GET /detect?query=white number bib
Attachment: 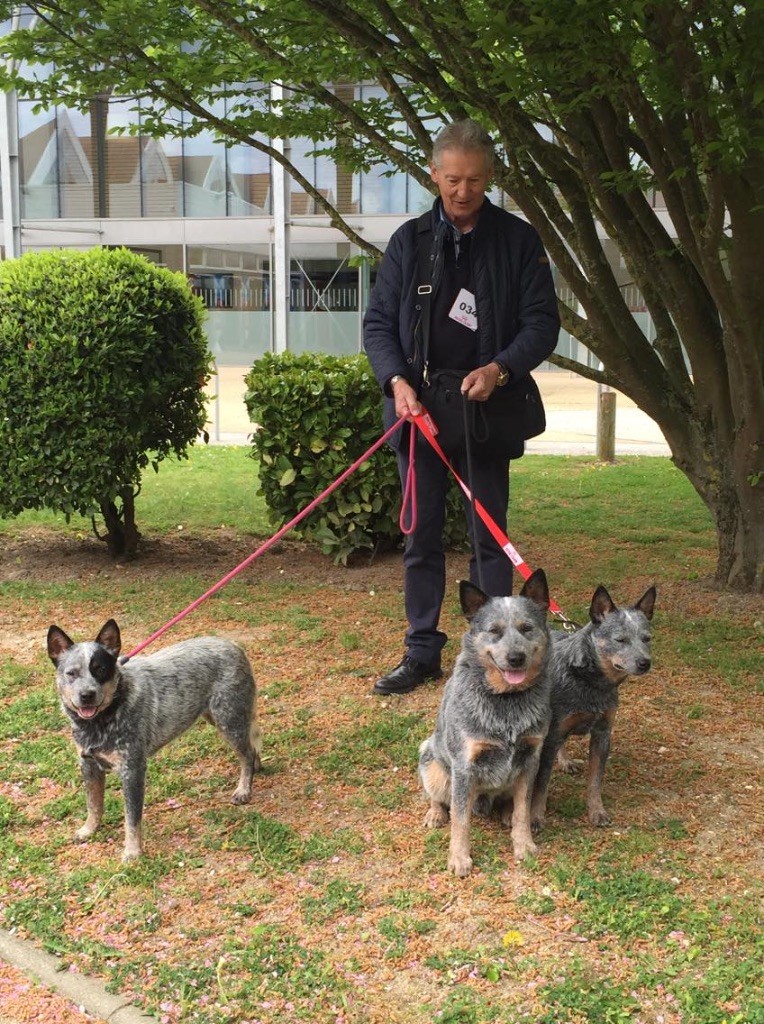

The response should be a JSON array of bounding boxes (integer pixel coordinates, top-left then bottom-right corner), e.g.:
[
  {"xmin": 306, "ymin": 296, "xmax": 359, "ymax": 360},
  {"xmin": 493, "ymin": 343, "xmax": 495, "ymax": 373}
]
[{"xmin": 448, "ymin": 288, "xmax": 478, "ymax": 332}]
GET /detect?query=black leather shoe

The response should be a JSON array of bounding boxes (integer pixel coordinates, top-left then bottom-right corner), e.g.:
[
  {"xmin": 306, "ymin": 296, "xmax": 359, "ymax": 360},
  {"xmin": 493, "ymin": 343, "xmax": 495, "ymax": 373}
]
[{"xmin": 373, "ymin": 656, "xmax": 442, "ymax": 695}]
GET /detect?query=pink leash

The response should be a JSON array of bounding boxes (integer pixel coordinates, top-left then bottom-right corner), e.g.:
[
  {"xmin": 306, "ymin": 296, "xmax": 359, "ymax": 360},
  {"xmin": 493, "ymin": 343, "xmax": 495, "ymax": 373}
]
[
  {"xmin": 125, "ymin": 407, "xmax": 574, "ymax": 660},
  {"xmin": 124, "ymin": 416, "xmax": 407, "ymax": 660}
]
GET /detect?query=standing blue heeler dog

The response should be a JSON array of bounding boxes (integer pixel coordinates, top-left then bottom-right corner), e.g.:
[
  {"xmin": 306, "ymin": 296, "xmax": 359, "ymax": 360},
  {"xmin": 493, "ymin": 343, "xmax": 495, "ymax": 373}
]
[
  {"xmin": 47, "ymin": 620, "xmax": 262, "ymax": 861},
  {"xmin": 531, "ymin": 584, "xmax": 656, "ymax": 832},
  {"xmin": 418, "ymin": 569, "xmax": 553, "ymax": 877}
]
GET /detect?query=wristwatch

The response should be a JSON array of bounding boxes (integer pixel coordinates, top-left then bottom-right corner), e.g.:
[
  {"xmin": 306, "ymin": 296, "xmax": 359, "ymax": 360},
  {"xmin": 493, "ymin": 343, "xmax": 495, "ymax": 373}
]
[{"xmin": 492, "ymin": 361, "xmax": 510, "ymax": 387}]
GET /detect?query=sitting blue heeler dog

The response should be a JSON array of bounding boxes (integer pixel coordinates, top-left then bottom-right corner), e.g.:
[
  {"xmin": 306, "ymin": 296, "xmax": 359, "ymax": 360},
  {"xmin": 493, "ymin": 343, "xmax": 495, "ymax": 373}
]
[
  {"xmin": 531, "ymin": 584, "xmax": 656, "ymax": 832},
  {"xmin": 418, "ymin": 569, "xmax": 553, "ymax": 877},
  {"xmin": 47, "ymin": 620, "xmax": 262, "ymax": 861}
]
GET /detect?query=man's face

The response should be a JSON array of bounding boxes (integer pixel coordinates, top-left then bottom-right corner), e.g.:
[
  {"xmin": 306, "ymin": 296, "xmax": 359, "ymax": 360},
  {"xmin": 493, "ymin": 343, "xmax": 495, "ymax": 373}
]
[{"xmin": 430, "ymin": 148, "xmax": 491, "ymax": 232}]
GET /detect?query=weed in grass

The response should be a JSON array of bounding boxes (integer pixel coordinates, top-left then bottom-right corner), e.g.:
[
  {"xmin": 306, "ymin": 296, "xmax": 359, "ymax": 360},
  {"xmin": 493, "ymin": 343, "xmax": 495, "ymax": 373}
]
[
  {"xmin": 315, "ymin": 710, "xmax": 425, "ymax": 780},
  {"xmin": 434, "ymin": 986, "xmax": 497, "ymax": 1024},
  {"xmin": 40, "ymin": 792, "xmax": 82, "ymax": 822},
  {"xmin": 300, "ymin": 878, "xmax": 365, "ymax": 924},
  {"xmin": 516, "ymin": 888, "xmax": 557, "ymax": 915},
  {"xmin": 554, "ymin": 857, "xmax": 686, "ymax": 940},
  {"xmin": 338, "ymin": 630, "xmax": 362, "ymax": 650},
  {"xmin": 0, "ymin": 658, "xmax": 31, "ymax": 698},
  {"xmin": 352, "ymin": 778, "xmax": 411, "ymax": 811},
  {"xmin": 669, "ymin": 615, "xmax": 763, "ymax": 689},
  {"xmin": 537, "ymin": 957, "xmax": 641, "ymax": 1023},
  {"xmin": 220, "ymin": 925, "xmax": 351, "ymax": 1018},
  {"xmin": 5, "ymin": 893, "xmax": 67, "ymax": 949},
  {"xmin": 654, "ymin": 816, "xmax": 689, "ymax": 840},
  {"xmin": 303, "ymin": 827, "xmax": 366, "ymax": 861},
  {"xmin": 377, "ymin": 913, "xmax": 436, "ymax": 959},
  {"xmin": 0, "ymin": 689, "xmax": 59, "ymax": 740},
  {"xmin": 206, "ymin": 809, "xmax": 305, "ymax": 869}
]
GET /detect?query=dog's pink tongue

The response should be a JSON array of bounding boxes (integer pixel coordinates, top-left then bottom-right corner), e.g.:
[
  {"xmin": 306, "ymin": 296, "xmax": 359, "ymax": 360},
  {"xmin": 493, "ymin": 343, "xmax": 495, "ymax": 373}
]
[
  {"xmin": 77, "ymin": 706, "xmax": 98, "ymax": 719},
  {"xmin": 502, "ymin": 669, "xmax": 527, "ymax": 687}
]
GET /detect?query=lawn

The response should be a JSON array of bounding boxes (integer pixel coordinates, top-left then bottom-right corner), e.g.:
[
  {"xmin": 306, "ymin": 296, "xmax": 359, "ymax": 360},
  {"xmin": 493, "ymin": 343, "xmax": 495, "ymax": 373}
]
[{"xmin": 0, "ymin": 446, "xmax": 761, "ymax": 1024}]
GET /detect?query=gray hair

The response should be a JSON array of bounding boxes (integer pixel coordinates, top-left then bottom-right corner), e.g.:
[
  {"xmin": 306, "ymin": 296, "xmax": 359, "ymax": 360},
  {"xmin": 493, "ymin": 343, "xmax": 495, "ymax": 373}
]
[{"xmin": 431, "ymin": 119, "xmax": 495, "ymax": 170}]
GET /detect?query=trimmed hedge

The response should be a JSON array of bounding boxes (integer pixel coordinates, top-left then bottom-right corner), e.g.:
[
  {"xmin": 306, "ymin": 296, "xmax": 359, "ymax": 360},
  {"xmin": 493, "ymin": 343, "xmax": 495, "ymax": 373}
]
[
  {"xmin": 0, "ymin": 247, "xmax": 211, "ymax": 557},
  {"xmin": 244, "ymin": 352, "xmax": 467, "ymax": 564}
]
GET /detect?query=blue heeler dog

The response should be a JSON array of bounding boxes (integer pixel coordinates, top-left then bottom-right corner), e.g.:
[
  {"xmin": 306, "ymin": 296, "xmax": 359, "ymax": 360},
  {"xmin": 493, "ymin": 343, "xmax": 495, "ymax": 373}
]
[
  {"xmin": 531, "ymin": 584, "xmax": 656, "ymax": 831},
  {"xmin": 47, "ymin": 620, "xmax": 262, "ymax": 861},
  {"xmin": 418, "ymin": 570, "xmax": 553, "ymax": 877}
]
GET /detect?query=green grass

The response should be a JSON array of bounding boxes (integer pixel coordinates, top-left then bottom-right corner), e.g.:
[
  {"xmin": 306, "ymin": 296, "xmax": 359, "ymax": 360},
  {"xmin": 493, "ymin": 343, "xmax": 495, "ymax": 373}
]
[
  {"xmin": 0, "ymin": 447, "xmax": 761, "ymax": 1024},
  {"xmin": 0, "ymin": 444, "xmax": 271, "ymax": 538}
]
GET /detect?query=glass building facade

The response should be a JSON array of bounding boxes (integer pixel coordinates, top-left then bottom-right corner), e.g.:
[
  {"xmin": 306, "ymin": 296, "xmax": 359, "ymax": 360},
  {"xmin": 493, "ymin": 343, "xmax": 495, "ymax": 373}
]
[{"xmin": 0, "ymin": 83, "xmax": 657, "ymax": 436}]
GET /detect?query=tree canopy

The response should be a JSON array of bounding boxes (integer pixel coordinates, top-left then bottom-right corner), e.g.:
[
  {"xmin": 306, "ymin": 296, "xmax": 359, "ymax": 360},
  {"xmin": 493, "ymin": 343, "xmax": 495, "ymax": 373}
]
[{"xmin": 0, "ymin": 0, "xmax": 762, "ymax": 590}]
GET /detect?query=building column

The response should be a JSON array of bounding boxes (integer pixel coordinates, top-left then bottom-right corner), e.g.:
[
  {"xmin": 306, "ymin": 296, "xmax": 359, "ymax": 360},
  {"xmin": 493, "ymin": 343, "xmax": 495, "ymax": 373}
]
[
  {"xmin": 271, "ymin": 82, "xmax": 290, "ymax": 353},
  {"xmin": 0, "ymin": 87, "xmax": 21, "ymax": 258}
]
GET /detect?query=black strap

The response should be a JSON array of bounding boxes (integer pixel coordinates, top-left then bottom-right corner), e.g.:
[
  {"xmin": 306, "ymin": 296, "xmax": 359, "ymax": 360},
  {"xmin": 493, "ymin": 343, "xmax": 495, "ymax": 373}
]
[{"xmin": 416, "ymin": 213, "xmax": 433, "ymax": 378}]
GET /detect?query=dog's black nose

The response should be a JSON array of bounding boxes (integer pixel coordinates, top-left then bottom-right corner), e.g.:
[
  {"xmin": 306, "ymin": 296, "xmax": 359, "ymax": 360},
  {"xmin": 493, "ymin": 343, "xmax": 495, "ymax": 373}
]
[
  {"xmin": 636, "ymin": 658, "xmax": 651, "ymax": 673},
  {"xmin": 79, "ymin": 690, "xmax": 98, "ymax": 706},
  {"xmin": 508, "ymin": 654, "xmax": 526, "ymax": 669}
]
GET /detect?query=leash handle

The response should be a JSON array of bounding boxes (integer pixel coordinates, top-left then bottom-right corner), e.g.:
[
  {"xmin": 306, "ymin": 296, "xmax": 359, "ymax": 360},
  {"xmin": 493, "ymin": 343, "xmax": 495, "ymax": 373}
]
[
  {"xmin": 399, "ymin": 423, "xmax": 418, "ymax": 535},
  {"xmin": 462, "ymin": 391, "xmax": 485, "ymax": 592}
]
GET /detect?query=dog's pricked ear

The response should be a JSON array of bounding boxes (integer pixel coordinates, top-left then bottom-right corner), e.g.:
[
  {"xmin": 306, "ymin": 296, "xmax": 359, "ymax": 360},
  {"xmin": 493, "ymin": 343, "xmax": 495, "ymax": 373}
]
[
  {"xmin": 590, "ymin": 586, "xmax": 616, "ymax": 623},
  {"xmin": 460, "ymin": 580, "xmax": 490, "ymax": 620},
  {"xmin": 95, "ymin": 619, "xmax": 122, "ymax": 656},
  {"xmin": 520, "ymin": 568, "xmax": 549, "ymax": 611},
  {"xmin": 47, "ymin": 625, "xmax": 74, "ymax": 664},
  {"xmin": 634, "ymin": 585, "xmax": 656, "ymax": 621}
]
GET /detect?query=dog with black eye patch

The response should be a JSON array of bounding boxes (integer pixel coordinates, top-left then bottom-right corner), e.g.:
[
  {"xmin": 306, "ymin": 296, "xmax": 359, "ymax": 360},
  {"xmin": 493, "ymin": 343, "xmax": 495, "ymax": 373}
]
[
  {"xmin": 418, "ymin": 569, "xmax": 553, "ymax": 877},
  {"xmin": 47, "ymin": 619, "xmax": 261, "ymax": 861}
]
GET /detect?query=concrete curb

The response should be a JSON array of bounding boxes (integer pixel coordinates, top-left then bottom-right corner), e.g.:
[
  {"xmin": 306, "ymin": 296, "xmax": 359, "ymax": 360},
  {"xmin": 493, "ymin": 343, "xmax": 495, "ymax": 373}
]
[{"xmin": 0, "ymin": 929, "xmax": 159, "ymax": 1024}]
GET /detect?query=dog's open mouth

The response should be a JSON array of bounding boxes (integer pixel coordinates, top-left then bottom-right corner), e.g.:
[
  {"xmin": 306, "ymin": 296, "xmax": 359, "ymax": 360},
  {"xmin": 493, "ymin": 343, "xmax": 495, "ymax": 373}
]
[
  {"xmin": 76, "ymin": 705, "xmax": 100, "ymax": 719},
  {"xmin": 500, "ymin": 668, "xmax": 528, "ymax": 687}
]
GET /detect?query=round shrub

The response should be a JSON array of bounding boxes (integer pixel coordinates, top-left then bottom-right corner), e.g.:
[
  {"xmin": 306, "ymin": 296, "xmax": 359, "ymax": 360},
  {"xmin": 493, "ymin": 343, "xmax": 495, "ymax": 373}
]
[
  {"xmin": 0, "ymin": 247, "xmax": 211, "ymax": 556},
  {"xmin": 244, "ymin": 351, "xmax": 467, "ymax": 564}
]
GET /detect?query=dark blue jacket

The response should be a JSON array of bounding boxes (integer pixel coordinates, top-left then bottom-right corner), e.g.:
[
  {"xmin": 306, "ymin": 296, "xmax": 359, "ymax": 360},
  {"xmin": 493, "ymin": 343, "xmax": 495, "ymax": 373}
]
[{"xmin": 363, "ymin": 197, "xmax": 560, "ymax": 448}]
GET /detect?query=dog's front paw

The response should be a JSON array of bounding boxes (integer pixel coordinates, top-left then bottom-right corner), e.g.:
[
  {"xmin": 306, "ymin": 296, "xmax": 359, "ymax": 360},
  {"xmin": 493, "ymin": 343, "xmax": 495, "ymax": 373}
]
[
  {"xmin": 512, "ymin": 835, "xmax": 538, "ymax": 862},
  {"xmin": 121, "ymin": 845, "xmax": 143, "ymax": 863},
  {"xmin": 530, "ymin": 814, "xmax": 545, "ymax": 835},
  {"xmin": 230, "ymin": 787, "xmax": 252, "ymax": 805},
  {"xmin": 424, "ymin": 805, "xmax": 449, "ymax": 828},
  {"xmin": 448, "ymin": 851, "xmax": 474, "ymax": 877},
  {"xmin": 74, "ymin": 824, "xmax": 97, "ymax": 843},
  {"xmin": 588, "ymin": 806, "xmax": 611, "ymax": 827}
]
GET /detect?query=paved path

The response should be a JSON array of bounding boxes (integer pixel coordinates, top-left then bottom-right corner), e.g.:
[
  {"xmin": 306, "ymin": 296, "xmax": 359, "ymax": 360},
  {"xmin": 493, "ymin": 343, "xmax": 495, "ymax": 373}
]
[
  {"xmin": 206, "ymin": 367, "xmax": 672, "ymax": 455},
  {"xmin": 0, "ymin": 929, "xmax": 156, "ymax": 1024}
]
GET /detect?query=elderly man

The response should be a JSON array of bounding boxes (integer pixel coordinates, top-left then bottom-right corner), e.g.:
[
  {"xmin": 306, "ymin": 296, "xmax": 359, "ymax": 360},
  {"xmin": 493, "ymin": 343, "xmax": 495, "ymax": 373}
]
[{"xmin": 364, "ymin": 119, "xmax": 560, "ymax": 695}]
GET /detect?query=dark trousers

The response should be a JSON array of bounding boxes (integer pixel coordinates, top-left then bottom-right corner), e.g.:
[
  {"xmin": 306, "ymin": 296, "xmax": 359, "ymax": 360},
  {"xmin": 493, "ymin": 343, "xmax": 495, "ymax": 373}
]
[{"xmin": 396, "ymin": 427, "xmax": 512, "ymax": 665}]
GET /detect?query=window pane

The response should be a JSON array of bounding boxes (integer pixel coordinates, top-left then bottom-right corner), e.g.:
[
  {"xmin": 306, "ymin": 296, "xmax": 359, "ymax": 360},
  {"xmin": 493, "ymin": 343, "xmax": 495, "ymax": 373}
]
[
  {"xmin": 18, "ymin": 100, "xmax": 58, "ymax": 217},
  {"xmin": 141, "ymin": 105, "xmax": 184, "ymax": 217},
  {"xmin": 289, "ymin": 244, "xmax": 360, "ymax": 355}
]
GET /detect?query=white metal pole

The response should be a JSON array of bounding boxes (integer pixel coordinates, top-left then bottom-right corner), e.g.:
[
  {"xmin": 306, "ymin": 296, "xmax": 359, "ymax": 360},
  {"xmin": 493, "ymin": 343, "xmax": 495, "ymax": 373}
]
[{"xmin": 270, "ymin": 82, "xmax": 290, "ymax": 353}]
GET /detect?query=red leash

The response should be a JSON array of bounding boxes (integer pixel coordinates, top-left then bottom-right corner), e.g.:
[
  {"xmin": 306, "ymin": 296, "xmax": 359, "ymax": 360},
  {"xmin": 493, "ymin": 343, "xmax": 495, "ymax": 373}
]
[
  {"xmin": 403, "ymin": 408, "xmax": 575, "ymax": 628},
  {"xmin": 125, "ymin": 408, "xmax": 573, "ymax": 660},
  {"xmin": 124, "ymin": 417, "xmax": 407, "ymax": 660}
]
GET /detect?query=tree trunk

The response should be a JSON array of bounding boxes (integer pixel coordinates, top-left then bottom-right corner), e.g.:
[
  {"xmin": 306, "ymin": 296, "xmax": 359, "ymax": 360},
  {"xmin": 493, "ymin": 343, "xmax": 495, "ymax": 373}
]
[
  {"xmin": 666, "ymin": 427, "xmax": 763, "ymax": 593},
  {"xmin": 99, "ymin": 490, "xmax": 141, "ymax": 560}
]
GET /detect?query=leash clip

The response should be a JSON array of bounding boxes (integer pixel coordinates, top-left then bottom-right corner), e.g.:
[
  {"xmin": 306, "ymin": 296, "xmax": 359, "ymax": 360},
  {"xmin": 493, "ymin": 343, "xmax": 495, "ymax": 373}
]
[{"xmin": 557, "ymin": 614, "xmax": 581, "ymax": 633}]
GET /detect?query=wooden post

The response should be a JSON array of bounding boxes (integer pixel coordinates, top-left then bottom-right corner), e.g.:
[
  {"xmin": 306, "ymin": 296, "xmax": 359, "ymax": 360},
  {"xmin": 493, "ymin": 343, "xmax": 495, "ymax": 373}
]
[{"xmin": 597, "ymin": 385, "xmax": 616, "ymax": 462}]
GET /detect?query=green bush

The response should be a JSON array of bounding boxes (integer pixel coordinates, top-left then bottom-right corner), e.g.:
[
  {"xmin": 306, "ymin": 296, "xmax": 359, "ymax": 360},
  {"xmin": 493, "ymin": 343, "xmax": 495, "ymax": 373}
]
[
  {"xmin": 0, "ymin": 247, "xmax": 211, "ymax": 557},
  {"xmin": 244, "ymin": 352, "xmax": 467, "ymax": 563}
]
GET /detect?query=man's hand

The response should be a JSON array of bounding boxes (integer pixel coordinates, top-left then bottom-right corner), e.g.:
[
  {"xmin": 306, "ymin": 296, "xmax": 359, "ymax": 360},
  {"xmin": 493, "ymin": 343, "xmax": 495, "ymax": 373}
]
[
  {"xmin": 460, "ymin": 362, "xmax": 502, "ymax": 401},
  {"xmin": 392, "ymin": 377, "xmax": 421, "ymax": 419}
]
